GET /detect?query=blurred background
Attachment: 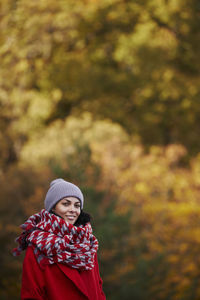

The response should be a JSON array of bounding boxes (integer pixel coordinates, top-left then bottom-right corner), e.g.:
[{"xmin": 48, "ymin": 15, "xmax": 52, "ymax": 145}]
[{"xmin": 0, "ymin": 0, "xmax": 200, "ymax": 299}]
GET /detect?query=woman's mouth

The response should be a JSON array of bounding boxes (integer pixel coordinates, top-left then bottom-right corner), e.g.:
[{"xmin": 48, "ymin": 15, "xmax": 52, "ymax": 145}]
[{"xmin": 66, "ymin": 215, "xmax": 76, "ymax": 221}]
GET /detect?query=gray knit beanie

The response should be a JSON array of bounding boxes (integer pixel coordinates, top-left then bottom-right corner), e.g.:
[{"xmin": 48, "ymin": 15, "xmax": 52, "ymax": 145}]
[{"xmin": 44, "ymin": 178, "xmax": 84, "ymax": 211}]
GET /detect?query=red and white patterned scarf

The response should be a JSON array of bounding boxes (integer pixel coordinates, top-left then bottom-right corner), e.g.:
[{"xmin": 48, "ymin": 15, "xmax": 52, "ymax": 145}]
[{"xmin": 13, "ymin": 209, "xmax": 99, "ymax": 271}]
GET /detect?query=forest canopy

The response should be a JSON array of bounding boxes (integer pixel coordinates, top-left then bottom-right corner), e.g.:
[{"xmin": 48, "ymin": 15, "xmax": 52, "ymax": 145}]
[{"xmin": 0, "ymin": 0, "xmax": 200, "ymax": 299}]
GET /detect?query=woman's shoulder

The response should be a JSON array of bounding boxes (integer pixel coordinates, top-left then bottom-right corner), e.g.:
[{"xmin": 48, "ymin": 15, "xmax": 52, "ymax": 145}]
[
  {"xmin": 24, "ymin": 245, "xmax": 35, "ymax": 257},
  {"xmin": 23, "ymin": 245, "xmax": 42, "ymax": 269}
]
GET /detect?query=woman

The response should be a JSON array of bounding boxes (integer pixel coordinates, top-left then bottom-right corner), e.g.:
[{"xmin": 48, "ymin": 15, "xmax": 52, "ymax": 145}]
[{"xmin": 13, "ymin": 178, "xmax": 106, "ymax": 300}]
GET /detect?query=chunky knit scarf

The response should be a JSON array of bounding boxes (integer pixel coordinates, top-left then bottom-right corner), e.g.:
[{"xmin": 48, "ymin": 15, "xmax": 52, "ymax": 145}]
[{"xmin": 13, "ymin": 209, "xmax": 99, "ymax": 271}]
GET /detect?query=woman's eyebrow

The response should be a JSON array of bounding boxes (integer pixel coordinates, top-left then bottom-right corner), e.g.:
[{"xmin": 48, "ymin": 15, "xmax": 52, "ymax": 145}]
[{"xmin": 62, "ymin": 199, "xmax": 80, "ymax": 204}]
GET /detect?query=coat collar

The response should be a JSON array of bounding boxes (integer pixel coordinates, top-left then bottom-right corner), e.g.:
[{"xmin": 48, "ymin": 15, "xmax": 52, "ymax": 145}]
[{"xmin": 57, "ymin": 263, "xmax": 90, "ymax": 299}]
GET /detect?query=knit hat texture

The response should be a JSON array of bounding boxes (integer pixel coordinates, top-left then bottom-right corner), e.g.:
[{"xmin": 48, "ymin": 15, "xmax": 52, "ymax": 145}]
[{"xmin": 44, "ymin": 179, "xmax": 84, "ymax": 211}]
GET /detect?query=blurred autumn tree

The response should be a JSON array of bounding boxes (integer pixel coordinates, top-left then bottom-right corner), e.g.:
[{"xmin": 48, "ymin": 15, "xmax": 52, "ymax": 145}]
[
  {"xmin": 1, "ymin": 0, "xmax": 200, "ymax": 299},
  {"xmin": 1, "ymin": 0, "xmax": 200, "ymax": 157}
]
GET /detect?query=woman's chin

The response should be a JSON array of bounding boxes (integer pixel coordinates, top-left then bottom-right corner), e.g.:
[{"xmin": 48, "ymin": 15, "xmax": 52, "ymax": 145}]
[{"xmin": 65, "ymin": 217, "xmax": 76, "ymax": 224}]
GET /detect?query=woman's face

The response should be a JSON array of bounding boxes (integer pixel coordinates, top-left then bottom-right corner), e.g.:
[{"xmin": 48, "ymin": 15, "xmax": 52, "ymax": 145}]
[{"xmin": 53, "ymin": 197, "xmax": 81, "ymax": 224}]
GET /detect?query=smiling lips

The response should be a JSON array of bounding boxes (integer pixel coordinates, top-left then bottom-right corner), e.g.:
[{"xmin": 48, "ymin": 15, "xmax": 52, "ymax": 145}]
[{"xmin": 66, "ymin": 215, "xmax": 76, "ymax": 220}]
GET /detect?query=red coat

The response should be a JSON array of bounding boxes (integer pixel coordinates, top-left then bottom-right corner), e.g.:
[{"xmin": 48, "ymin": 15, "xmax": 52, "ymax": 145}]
[{"xmin": 21, "ymin": 246, "xmax": 106, "ymax": 300}]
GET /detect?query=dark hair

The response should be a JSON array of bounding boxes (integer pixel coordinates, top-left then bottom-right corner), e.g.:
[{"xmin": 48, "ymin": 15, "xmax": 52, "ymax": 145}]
[
  {"xmin": 74, "ymin": 210, "xmax": 92, "ymax": 226},
  {"xmin": 50, "ymin": 209, "xmax": 91, "ymax": 227}
]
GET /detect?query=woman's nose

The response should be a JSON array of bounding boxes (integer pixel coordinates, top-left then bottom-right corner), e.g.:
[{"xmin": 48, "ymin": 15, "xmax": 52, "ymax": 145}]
[{"xmin": 69, "ymin": 205, "xmax": 75, "ymax": 211}]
